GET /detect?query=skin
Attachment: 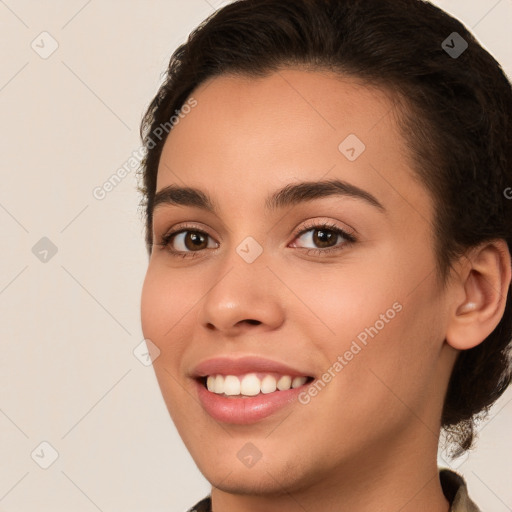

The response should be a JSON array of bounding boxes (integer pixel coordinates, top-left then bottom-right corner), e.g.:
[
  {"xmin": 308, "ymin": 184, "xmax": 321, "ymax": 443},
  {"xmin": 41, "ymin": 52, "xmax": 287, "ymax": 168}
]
[{"xmin": 140, "ymin": 68, "xmax": 511, "ymax": 512}]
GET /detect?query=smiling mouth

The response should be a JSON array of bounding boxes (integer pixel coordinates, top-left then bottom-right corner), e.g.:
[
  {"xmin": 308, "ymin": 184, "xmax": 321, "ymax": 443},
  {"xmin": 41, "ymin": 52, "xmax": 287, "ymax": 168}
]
[{"xmin": 198, "ymin": 373, "xmax": 315, "ymax": 398}]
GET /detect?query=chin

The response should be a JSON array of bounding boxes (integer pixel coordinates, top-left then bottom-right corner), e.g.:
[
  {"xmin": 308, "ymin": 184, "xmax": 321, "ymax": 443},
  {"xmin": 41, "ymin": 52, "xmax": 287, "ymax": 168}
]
[
  {"xmin": 190, "ymin": 444, "xmax": 317, "ymax": 497},
  {"xmin": 201, "ymin": 462, "xmax": 307, "ymax": 497}
]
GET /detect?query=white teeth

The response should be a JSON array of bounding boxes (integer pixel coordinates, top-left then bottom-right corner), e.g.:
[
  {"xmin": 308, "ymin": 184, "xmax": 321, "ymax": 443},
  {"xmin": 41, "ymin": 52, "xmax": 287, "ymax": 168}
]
[
  {"xmin": 277, "ymin": 375, "xmax": 292, "ymax": 391},
  {"xmin": 206, "ymin": 375, "xmax": 216, "ymax": 392},
  {"xmin": 292, "ymin": 376, "xmax": 307, "ymax": 388},
  {"xmin": 240, "ymin": 374, "xmax": 261, "ymax": 396},
  {"xmin": 214, "ymin": 375, "xmax": 224, "ymax": 394},
  {"xmin": 261, "ymin": 375, "xmax": 277, "ymax": 394},
  {"xmin": 204, "ymin": 373, "xmax": 309, "ymax": 396},
  {"xmin": 223, "ymin": 375, "xmax": 241, "ymax": 396}
]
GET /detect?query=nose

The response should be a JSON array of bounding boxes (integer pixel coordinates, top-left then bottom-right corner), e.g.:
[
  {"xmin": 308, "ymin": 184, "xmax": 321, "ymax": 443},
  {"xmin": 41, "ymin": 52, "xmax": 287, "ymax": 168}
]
[{"xmin": 199, "ymin": 255, "xmax": 285, "ymax": 337}]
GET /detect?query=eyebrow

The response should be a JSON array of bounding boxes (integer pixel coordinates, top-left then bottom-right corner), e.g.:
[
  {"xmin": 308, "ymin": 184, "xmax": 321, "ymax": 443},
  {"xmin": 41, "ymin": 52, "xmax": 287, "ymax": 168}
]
[{"xmin": 152, "ymin": 178, "xmax": 385, "ymax": 215}]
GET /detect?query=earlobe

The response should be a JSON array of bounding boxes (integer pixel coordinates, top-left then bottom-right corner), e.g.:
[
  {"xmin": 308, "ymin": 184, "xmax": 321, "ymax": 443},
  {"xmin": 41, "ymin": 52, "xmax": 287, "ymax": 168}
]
[{"xmin": 445, "ymin": 239, "xmax": 511, "ymax": 351}]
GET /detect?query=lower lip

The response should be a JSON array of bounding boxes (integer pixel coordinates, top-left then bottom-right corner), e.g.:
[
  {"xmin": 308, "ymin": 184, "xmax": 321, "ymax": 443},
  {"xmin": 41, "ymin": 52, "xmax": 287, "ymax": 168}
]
[{"xmin": 194, "ymin": 379, "xmax": 309, "ymax": 424}]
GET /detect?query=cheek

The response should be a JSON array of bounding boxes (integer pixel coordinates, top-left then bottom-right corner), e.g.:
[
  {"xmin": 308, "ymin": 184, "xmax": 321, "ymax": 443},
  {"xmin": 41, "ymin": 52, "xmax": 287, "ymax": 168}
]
[
  {"xmin": 295, "ymin": 259, "xmax": 401, "ymax": 349},
  {"xmin": 140, "ymin": 264, "xmax": 199, "ymax": 346},
  {"xmin": 140, "ymin": 266, "xmax": 198, "ymax": 419},
  {"xmin": 324, "ymin": 283, "xmax": 445, "ymax": 426},
  {"xmin": 140, "ymin": 267, "xmax": 167, "ymax": 343},
  {"xmin": 299, "ymin": 249, "xmax": 441, "ymax": 403}
]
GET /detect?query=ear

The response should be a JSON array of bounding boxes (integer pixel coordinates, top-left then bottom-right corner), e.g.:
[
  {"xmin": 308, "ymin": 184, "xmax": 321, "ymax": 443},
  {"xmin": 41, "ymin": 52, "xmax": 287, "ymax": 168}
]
[{"xmin": 445, "ymin": 239, "xmax": 511, "ymax": 350}]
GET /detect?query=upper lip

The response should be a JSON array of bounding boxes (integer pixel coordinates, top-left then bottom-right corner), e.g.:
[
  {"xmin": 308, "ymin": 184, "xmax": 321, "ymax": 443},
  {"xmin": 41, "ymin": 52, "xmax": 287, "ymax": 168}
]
[{"xmin": 191, "ymin": 356, "xmax": 314, "ymax": 378}]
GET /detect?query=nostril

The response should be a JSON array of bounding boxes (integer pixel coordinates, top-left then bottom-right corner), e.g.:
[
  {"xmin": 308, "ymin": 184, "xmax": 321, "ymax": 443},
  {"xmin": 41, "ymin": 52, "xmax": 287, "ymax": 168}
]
[{"xmin": 244, "ymin": 319, "xmax": 260, "ymax": 325}]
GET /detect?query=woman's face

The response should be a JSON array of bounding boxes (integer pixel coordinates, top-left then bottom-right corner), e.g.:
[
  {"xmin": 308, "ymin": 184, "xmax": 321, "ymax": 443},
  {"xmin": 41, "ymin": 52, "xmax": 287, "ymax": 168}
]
[{"xmin": 140, "ymin": 69, "xmax": 457, "ymax": 494}]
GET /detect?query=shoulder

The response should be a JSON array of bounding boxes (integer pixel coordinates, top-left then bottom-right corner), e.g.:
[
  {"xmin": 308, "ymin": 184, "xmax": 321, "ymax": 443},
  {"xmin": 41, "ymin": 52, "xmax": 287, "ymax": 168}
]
[
  {"xmin": 186, "ymin": 495, "xmax": 211, "ymax": 512},
  {"xmin": 439, "ymin": 468, "xmax": 482, "ymax": 512}
]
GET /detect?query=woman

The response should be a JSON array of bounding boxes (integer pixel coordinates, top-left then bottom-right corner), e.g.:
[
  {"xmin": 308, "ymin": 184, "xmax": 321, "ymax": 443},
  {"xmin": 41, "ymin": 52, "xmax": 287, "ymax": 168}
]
[{"xmin": 138, "ymin": 0, "xmax": 512, "ymax": 510}]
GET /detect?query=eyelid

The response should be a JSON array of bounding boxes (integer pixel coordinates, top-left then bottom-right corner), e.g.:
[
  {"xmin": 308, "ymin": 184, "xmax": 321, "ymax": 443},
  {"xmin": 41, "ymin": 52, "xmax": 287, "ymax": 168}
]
[
  {"xmin": 157, "ymin": 221, "xmax": 220, "ymax": 243},
  {"xmin": 160, "ymin": 218, "xmax": 355, "ymax": 240},
  {"xmin": 291, "ymin": 217, "xmax": 357, "ymax": 241}
]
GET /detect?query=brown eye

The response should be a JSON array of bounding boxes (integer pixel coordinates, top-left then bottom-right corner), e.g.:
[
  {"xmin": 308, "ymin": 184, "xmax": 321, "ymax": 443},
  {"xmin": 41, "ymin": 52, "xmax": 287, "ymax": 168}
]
[
  {"xmin": 292, "ymin": 223, "xmax": 355, "ymax": 253},
  {"xmin": 181, "ymin": 231, "xmax": 209, "ymax": 251},
  {"xmin": 311, "ymin": 228, "xmax": 338, "ymax": 248},
  {"xmin": 168, "ymin": 230, "xmax": 214, "ymax": 251}
]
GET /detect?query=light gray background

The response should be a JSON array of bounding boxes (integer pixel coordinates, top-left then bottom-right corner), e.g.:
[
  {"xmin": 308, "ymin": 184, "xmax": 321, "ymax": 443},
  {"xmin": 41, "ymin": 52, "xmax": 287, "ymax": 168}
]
[{"xmin": 1, "ymin": 1, "xmax": 511, "ymax": 511}]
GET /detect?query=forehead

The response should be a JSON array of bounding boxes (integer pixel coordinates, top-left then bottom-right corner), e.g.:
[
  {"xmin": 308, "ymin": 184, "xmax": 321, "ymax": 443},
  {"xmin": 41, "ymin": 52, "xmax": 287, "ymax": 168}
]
[{"xmin": 156, "ymin": 68, "xmax": 432, "ymax": 224}]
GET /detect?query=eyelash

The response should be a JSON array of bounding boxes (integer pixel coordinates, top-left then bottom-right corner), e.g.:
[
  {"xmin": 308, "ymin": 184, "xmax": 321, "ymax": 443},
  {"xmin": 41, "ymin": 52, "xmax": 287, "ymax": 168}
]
[{"xmin": 156, "ymin": 220, "xmax": 356, "ymax": 259}]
